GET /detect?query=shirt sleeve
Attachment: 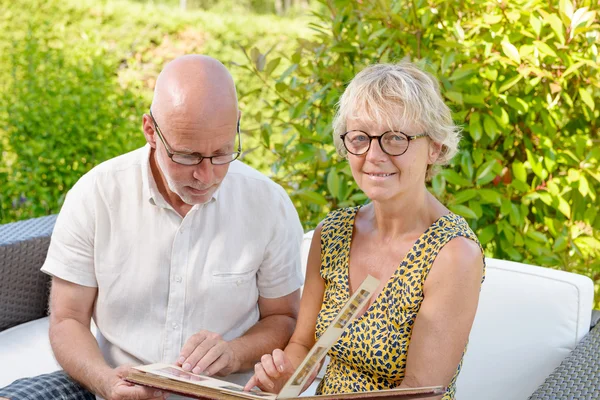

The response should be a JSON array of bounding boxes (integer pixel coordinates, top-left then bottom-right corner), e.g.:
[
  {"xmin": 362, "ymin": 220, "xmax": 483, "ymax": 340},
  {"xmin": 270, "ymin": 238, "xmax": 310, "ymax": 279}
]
[
  {"xmin": 256, "ymin": 185, "xmax": 304, "ymax": 298},
  {"xmin": 41, "ymin": 170, "xmax": 98, "ymax": 287}
]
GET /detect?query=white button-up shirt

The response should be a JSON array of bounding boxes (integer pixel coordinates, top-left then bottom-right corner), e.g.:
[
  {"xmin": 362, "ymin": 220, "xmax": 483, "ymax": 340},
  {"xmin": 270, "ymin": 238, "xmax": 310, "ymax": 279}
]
[{"xmin": 41, "ymin": 145, "xmax": 304, "ymax": 386}]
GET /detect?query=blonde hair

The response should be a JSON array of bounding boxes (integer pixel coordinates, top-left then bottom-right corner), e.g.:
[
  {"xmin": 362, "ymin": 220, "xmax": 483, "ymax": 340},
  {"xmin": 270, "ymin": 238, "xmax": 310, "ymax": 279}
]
[{"xmin": 332, "ymin": 61, "xmax": 460, "ymax": 179}]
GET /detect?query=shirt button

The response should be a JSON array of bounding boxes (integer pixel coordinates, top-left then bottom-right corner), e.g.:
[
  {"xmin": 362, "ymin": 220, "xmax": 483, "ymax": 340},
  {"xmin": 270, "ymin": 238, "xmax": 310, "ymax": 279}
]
[
  {"xmin": 236, "ymin": 279, "xmax": 243, "ymax": 286},
  {"xmin": 175, "ymin": 275, "xmax": 182, "ymax": 283},
  {"xmin": 172, "ymin": 323, "xmax": 179, "ymax": 329}
]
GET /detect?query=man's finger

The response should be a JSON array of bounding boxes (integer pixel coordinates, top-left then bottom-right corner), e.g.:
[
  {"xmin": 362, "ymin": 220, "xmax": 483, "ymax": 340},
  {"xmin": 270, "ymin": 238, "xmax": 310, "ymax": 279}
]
[
  {"xmin": 178, "ymin": 331, "xmax": 208, "ymax": 366},
  {"xmin": 182, "ymin": 337, "xmax": 219, "ymax": 371},
  {"xmin": 184, "ymin": 338, "xmax": 219, "ymax": 373},
  {"xmin": 203, "ymin": 352, "xmax": 230, "ymax": 376},
  {"xmin": 116, "ymin": 383, "xmax": 163, "ymax": 400}
]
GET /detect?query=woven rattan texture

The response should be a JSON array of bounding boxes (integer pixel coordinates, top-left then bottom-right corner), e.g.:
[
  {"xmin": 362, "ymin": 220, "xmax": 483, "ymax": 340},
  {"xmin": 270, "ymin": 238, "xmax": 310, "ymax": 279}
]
[
  {"xmin": 528, "ymin": 323, "xmax": 600, "ymax": 399},
  {"xmin": 0, "ymin": 215, "xmax": 56, "ymax": 245},
  {"xmin": 0, "ymin": 215, "xmax": 57, "ymax": 331}
]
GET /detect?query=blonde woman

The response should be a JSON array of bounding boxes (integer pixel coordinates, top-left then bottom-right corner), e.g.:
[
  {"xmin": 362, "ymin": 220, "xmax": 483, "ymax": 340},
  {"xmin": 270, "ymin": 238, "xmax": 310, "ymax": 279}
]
[{"xmin": 244, "ymin": 62, "xmax": 485, "ymax": 400}]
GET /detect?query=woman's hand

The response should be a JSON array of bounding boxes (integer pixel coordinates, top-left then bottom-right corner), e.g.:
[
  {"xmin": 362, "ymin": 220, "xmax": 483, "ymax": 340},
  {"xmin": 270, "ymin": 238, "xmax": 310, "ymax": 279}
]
[{"xmin": 243, "ymin": 349, "xmax": 296, "ymax": 393}]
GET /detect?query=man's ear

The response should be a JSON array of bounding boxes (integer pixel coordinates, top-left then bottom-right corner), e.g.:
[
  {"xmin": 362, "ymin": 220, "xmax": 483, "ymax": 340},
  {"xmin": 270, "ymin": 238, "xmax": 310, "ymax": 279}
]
[
  {"xmin": 428, "ymin": 141, "xmax": 443, "ymax": 164},
  {"xmin": 142, "ymin": 114, "xmax": 157, "ymax": 148}
]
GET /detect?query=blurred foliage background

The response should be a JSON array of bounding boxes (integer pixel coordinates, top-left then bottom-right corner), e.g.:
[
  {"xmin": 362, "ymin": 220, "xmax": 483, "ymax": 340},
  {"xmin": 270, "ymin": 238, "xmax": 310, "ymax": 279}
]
[{"xmin": 0, "ymin": 0, "xmax": 598, "ymax": 306}]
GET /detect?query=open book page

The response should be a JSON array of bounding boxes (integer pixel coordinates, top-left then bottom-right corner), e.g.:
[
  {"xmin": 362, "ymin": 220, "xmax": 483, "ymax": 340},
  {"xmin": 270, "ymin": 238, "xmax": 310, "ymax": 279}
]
[{"xmin": 130, "ymin": 363, "xmax": 276, "ymax": 400}]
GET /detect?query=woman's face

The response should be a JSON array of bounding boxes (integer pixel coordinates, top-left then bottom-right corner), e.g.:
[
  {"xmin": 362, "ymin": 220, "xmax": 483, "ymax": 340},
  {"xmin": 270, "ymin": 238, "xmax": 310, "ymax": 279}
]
[{"xmin": 345, "ymin": 117, "xmax": 440, "ymax": 203}]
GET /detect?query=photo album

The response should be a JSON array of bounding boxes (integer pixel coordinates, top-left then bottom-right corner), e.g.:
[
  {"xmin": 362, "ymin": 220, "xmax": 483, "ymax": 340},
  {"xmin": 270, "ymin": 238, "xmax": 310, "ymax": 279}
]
[{"xmin": 125, "ymin": 275, "xmax": 445, "ymax": 399}]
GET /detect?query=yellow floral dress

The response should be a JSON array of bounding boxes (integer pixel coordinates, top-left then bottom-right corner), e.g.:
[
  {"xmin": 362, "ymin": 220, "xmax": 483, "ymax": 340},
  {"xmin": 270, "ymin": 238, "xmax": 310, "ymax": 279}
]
[{"xmin": 315, "ymin": 207, "xmax": 485, "ymax": 399}]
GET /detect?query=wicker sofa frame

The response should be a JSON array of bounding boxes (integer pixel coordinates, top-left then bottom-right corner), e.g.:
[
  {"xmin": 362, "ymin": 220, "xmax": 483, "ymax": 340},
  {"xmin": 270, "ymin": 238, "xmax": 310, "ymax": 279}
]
[{"xmin": 1, "ymin": 215, "xmax": 599, "ymax": 398}]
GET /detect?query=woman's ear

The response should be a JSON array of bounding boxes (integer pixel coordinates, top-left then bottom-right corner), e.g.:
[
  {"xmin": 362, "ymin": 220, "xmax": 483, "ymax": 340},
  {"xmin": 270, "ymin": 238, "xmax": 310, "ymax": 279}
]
[{"xmin": 428, "ymin": 141, "xmax": 443, "ymax": 164}]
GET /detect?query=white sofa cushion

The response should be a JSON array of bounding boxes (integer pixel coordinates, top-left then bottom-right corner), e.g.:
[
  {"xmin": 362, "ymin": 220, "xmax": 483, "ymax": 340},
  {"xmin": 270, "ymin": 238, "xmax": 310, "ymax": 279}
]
[
  {"xmin": 456, "ymin": 258, "xmax": 594, "ymax": 400},
  {"xmin": 0, "ymin": 317, "xmax": 60, "ymax": 387},
  {"xmin": 0, "ymin": 317, "xmax": 99, "ymax": 388}
]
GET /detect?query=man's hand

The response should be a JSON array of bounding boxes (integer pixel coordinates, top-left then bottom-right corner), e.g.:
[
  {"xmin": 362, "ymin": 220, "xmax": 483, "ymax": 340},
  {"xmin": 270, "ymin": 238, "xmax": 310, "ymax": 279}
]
[
  {"xmin": 177, "ymin": 330, "xmax": 240, "ymax": 376},
  {"xmin": 100, "ymin": 366, "xmax": 168, "ymax": 400}
]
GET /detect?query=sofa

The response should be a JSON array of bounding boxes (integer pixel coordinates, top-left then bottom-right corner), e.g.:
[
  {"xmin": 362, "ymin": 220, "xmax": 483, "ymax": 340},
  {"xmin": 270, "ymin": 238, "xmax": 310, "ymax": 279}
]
[{"xmin": 1, "ymin": 215, "xmax": 599, "ymax": 399}]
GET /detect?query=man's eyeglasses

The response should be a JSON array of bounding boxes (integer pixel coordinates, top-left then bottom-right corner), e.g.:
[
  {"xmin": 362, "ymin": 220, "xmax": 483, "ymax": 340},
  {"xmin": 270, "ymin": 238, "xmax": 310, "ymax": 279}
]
[
  {"xmin": 340, "ymin": 130, "xmax": 427, "ymax": 156},
  {"xmin": 149, "ymin": 110, "xmax": 241, "ymax": 166}
]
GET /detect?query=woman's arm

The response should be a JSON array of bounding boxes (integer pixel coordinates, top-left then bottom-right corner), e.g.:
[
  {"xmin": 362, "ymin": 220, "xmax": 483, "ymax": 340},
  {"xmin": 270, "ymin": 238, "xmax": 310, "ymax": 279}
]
[{"xmin": 399, "ymin": 236, "xmax": 484, "ymax": 398}]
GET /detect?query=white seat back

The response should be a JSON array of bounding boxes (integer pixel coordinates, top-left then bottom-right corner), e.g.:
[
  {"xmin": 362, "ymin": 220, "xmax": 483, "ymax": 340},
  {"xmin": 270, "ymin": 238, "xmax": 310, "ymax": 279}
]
[{"xmin": 456, "ymin": 258, "xmax": 593, "ymax": 400}]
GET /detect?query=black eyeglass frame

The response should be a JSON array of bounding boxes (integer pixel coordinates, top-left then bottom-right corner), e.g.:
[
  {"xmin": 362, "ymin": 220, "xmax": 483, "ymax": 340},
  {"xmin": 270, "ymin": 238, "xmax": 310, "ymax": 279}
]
[
  {"xmin": 149, "ymin": 110, "xmax": 242, "ymax": 166},
  {"xmin": 340, "ymin": 130, "xmax": 428, "ymax": 156}
]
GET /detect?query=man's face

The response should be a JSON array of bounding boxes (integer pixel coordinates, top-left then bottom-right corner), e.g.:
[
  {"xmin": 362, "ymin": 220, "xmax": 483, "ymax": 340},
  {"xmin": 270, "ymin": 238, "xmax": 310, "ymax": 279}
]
[{"xmin": 148, "ymin": 111, "xmax": 239, "ymax": 205}]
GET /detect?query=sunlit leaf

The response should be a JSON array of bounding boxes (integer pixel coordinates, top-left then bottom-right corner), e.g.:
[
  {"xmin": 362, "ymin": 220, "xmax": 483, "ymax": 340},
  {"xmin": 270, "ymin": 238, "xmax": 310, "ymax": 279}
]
[
  {"xmin": 483, "ymin": 115, "xmax": 498, "ymax": 140},
  {"xmin": 498, "ymin": 74, "xmax": 523, "ymax": 93},
  {"xmin": 469, "ymin": 112, "xmax": 482, "ymax": 141},
  {"xmin": 502, "ymin": 40, "xmax": 521, "ymax": 64},
  {"xmin": 579, "ymin": 87, "xmax": 595, "ymax": 111},
  {"xmin": 449, "ymin": 204, "xmax": 477, "ymax": 219}
]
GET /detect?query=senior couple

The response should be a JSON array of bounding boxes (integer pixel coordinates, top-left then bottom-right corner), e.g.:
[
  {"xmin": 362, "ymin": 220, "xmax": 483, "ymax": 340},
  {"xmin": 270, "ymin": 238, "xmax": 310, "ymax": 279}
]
[{"xmin": 0, "ymin": 55, "xmax": 484, "ymax": 400}]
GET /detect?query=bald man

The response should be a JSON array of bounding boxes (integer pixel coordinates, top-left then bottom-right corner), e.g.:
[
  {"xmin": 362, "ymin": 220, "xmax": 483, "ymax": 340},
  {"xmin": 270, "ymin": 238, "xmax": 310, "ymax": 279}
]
[{"xmin": 0, "ymin": 55, "xmax": 303, "ymax": 400}]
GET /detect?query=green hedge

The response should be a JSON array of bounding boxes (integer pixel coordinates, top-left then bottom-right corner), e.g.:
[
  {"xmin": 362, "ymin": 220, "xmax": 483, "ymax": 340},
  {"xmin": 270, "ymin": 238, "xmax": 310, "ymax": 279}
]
[
  {"xmin": 0, "ymin": 0, "xmax": 306, "ymax": 221},
  {"xmin": 237, "ymin": 0, "xmax": 600, "ymax": 305}
]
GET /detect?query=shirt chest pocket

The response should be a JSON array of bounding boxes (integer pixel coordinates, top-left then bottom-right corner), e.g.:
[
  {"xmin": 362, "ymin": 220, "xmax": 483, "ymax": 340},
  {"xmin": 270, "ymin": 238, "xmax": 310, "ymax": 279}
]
[{"xmin": 212, "ymin": 269, "xmax": 256, "ymax": 286}]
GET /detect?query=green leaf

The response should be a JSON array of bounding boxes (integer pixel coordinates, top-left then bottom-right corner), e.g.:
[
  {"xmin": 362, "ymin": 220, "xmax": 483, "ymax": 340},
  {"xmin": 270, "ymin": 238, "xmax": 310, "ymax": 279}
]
[
  {"xmin": 440, "ymin": 170, "xmax": 473, "ymax": 187},
  {"xmin": 543, "ymin": 12, "xmax": 566, "ymax": 44},
  {"xmin": 502, "ymin": 40, "xmax": 521, "ymax": 64},
  {"xmin": 530, "ymin": 14, "xmax": 542, "ymax": 37},
  {"xmin": 534, "ymin": 41, "xmax": 558, "ymax": 58},
  {"xmin": 557, "ymin": 196, "xmax": 571, "ymax": 218},
  {"xmin": 469, "ymin": 112, "xmax": 483, "ymax": 141},
  {"xmin": 327, "ymin": 170, "xmax": 340, "ymax": 199},
  {"xmin": 449, "ymin": 65, "xmax": 478, "ymax": 81},
  {"xmin": 277, "ymin": 64, "xmax": 298, "ymax": 82},
  {"xmin": 512, "ymin": 161, "xmax": 527, "ymax": 182},
  {"xmin": 449, "ymin": 204, "xmax": 478, "ymax": 219},
  {"xmin": 507, "ymin": 96, "xmax": 529, "ymax": 114},
  {"xmin": 511, "ymin": 180, "xmax": 530, "ymax": 192},
  {"xmin": 498, "ymin": 74, "xmax": 523, "ymax": 93},
  {"xmin": 527, "ymin": 230, "xmax": 548, "ymax": 243},
  {"xmin": 526, "ymin": 149, "xmax": 545, "ymax": 179},
  {"xmin": 478, "ymin": 189, "xmax": 502, "ymax": 206},
  {"xmin": 445, "ymin": 91, "xmax": 463, "ymax": 104},
  {"xmin": 484, "ymin": 14, "xmax": 503, "ymax": 25},
  {"xmin": 579, "ymin": 175, "xmax": 590, "ymax": 197},
  {"xmin": 504, "ymin": 244, "xmax": 524, "ymax": 261},
  {"xmin": 579, "ymin": 88, "xmax": 595, "ymax": 111},
  {"xmin": 461, "ymin": 152, "xmax": 474, "ymax": 180},
  {"xmin": 553, "ymin": 235, "xmax": 568, "ymax": 252},
  {"xmin": 297, "ymin": 190, "xmax": 328, "ymax": 206},
  {"xmin": 478, "ymin": 225, "xmax": 496, "ymax": 245},
  {"xmin": 483, "ymin": 115, "xmax": 498, "ymax": 140},
  {"xmin": 265, "ymin": 57, "xmax": 281, "ymax": 77},
  {"xmin": 468, "ymin": 200, "xmax": 483, "ymax": 218},
  {"xmin": 559, "ymin": 0, "xmax": 574, "ymax": 19},
  {"xmin": 584, "ymin": 206, "xmax": 597, "ymax": 225},
  {"xmin": 463, "ymin": 94, "xmax": 486, "ymax": 104},
  {"xmin": 476, "ymin": 159, "xmax": 498, "ymax": 184},
  {"xmin": 451, "ymin": 189, "xmax": 478, "ymax": 204},
  {"xmin": 431, "ymin": 174, "xmax": 445, "ymax": 197}
]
